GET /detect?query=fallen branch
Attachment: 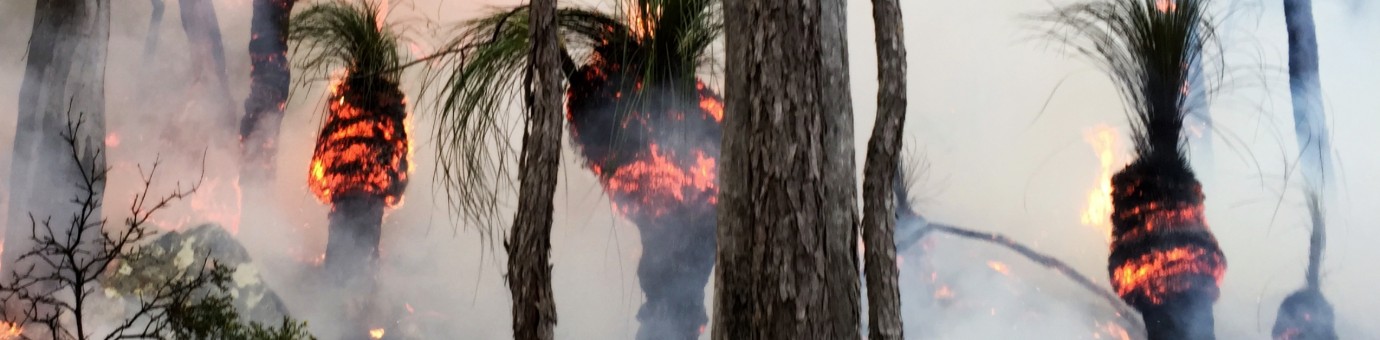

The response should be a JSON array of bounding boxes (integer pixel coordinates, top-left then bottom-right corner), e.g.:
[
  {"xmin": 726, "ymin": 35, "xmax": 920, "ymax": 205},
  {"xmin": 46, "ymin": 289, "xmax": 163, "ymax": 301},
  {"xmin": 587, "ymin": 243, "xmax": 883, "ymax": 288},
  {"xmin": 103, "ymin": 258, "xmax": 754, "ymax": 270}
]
[{"xmin": 918, "ymin": 223, "xmax": 1146, "ymax": 337}]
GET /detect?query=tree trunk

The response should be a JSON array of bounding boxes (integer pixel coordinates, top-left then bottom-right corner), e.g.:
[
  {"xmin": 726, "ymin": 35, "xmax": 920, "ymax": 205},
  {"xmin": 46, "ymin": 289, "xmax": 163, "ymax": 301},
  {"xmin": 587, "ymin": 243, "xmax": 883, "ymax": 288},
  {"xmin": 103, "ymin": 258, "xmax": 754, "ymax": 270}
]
[
  {"xmin": 240, "ymin": 0, "xmax": 295, "ymax": 183},
  {"xmin": 861, "ymin": 0, "xmax": 907, "ymax": 338},
  {"xmin": 1283, "ymin": 0, "xmax": 1331, "ymax": 195},
  {"xmin": 713, "ymin": 0, "xmax": 860, "ymax": 338},
  {"xmin": 4, "ymin": 0, "xmax": 110, "ymax": 275},
  {"xmin": 507, "ymin": 0, "xmax": 561, "ymax": 338},
  {"xmin": 180, "ymin": 0, "xmax": 238, "ymax": 131}
]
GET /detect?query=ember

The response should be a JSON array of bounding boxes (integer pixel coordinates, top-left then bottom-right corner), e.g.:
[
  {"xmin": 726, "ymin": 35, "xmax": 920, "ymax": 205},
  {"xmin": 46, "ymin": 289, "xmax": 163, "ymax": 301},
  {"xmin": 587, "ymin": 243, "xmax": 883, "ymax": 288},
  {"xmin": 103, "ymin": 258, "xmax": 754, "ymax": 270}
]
[
  {"xmin": 307, "ymin": 70, "xmax": 410, "ymax": 286},
  {"xmin": 565, "ymin": 42, "xmax": 722, "ymax": 340}
]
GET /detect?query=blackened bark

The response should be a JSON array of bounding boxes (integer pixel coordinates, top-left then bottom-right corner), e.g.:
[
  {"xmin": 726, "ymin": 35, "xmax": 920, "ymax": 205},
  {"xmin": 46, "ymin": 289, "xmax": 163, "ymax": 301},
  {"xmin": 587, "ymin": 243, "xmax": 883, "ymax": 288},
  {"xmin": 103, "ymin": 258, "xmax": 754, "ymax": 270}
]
[
  {"xmin": 4, "ymin": 0, "xmax": 110, "ymax": 276},
  {"xmin": 323, "ymin": 195, "xmax": 385, "ymax": 285},
  {"xmin": 507, "ymin": 0, "xmax": 561, "ymax": 338},
  {"xmin": 142, "ymin": 0, "xmax": 165, "ymax": 65},
  {"xmin": 714, "ymin": 0, "xmax": 861, "ymax": 338},
  {"xmin": 240, "ymin": 0, "xmax": 295, "ymax": 183},
  {"xmin": 860, "ymin": 0, "xmax": 907, "ymax": 338},
  {"xmin": 180, "ymin": 0, "xmax": 238, "ymax": 130},
  {"xmin": 1283, "ymin": 0, "xmax": 1332, "ymax": 195}
]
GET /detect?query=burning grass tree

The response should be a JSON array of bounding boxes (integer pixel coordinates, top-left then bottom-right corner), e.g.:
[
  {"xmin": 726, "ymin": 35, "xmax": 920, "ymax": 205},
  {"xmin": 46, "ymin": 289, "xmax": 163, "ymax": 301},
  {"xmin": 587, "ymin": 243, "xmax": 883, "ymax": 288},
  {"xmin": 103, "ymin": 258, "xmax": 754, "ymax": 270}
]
[
  {"xmin": 431, "ymin": 1, "xmax": 721, "ymax": 338},
  {"xmin": 1043, "ymin": 0, "xmax": 1227, "ymax": 339},
  {"xmin": 290, "ymin": 0, "xmax": 410, "ymax": 286}
]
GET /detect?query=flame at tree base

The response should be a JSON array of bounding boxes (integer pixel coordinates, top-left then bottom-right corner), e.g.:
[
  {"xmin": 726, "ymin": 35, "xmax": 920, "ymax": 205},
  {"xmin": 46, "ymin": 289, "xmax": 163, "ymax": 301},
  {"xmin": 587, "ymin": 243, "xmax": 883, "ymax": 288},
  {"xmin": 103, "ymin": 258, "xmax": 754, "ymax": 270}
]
[{"xmin": 1108, "ymin": 158, "xmax": 1226, "ymax": 340}]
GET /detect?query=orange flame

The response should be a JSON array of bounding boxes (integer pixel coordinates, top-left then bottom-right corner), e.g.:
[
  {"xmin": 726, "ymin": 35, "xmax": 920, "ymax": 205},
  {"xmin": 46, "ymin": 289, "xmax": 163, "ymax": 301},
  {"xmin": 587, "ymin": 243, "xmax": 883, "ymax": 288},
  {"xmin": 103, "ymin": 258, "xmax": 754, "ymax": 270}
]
[
  {"xmin": 308, "ymin": 72, "xmax": 411, "ymax": 206},
  {"xmin": 369, "ymin": 328, "xmax": 385, "ymax": 339},
  {"xmin": 1111, "ymin": 246, "xmax": 1225, "ymax": 305},
  {"xmin": 0, "ymin": 321, "xmax": 20, "ymax": 339},
  {"xmin": 1093, "ymin": 321, "xmax": 1131, "ymax": 340},
  {"xmin": 601, "ymin": 144, "xmax": 716, "ymax": 217},
  {"xmin": 987, "ymin": 261, "xmax": 1011, "ymax": 276},
  {"xmin": 696, "ymin": 82, "xmax": 724, "ymax": 123},
  {"xmin": 934, "ymin": 285, "xmax": 955, "ymax": 300},
  {"xmin": 1082, "ymin": 125, "xmax": 1121, "ymax": 240}
]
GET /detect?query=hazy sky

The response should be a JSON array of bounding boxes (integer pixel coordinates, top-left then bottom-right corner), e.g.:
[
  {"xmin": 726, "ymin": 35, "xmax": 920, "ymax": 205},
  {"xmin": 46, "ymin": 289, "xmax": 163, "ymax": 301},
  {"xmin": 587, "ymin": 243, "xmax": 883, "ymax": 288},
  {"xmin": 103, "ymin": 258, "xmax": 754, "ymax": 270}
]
[{"xmin": 1, "ymin": 0, "xmax": 1378, "ymax": 338}]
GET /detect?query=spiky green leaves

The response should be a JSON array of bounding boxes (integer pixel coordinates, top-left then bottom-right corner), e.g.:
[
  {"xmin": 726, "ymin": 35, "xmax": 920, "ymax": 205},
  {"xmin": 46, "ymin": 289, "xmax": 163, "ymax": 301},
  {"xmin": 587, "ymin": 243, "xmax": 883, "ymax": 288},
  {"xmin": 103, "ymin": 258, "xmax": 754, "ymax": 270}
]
[
  {"xmin": 290, "ymin": 0, "xmax": 404, "ymax": 83},
  {"xmin": 1040, "ymin": 0, "xmax": 1219, "ymax": 161}
]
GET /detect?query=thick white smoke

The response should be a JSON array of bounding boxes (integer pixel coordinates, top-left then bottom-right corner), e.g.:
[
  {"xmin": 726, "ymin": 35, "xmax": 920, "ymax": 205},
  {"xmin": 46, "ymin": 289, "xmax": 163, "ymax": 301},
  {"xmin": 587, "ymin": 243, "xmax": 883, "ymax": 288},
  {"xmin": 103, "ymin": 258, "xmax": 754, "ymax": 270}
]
[{"xmin": 1, "ymin": 0, "xmax": 1378, "ymax": 339}]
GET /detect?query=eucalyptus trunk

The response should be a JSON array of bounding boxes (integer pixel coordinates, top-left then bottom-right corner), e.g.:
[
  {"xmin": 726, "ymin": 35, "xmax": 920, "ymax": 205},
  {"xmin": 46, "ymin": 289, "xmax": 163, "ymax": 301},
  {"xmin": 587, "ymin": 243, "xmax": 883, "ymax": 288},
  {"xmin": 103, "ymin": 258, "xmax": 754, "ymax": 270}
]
[
  {"xmin": 861, "ymin": 0, "xmax": 908, "ymax": 338},
  {"xmin": 506, "ymin": 0, "xmax": 562, "ymax": 338},
  {"xmin": 4, "ymin": 0, "xmax": 110, "ymax": 275},
  {"xmin": 713, "ymin": 0, "xmax": 861, "ymax": 338}
]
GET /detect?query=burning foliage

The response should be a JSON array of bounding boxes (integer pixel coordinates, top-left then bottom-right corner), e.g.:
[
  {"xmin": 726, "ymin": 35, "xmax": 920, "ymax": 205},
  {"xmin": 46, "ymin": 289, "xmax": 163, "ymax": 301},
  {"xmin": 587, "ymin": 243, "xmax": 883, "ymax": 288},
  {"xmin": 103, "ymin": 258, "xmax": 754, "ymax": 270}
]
[
  {"xmin": 308, "ymin": 74, "xmax": 411, "ymax": 207},
  {"xmin": 565, "ymin": 44, "xmax": 723, "ymax": 340}
]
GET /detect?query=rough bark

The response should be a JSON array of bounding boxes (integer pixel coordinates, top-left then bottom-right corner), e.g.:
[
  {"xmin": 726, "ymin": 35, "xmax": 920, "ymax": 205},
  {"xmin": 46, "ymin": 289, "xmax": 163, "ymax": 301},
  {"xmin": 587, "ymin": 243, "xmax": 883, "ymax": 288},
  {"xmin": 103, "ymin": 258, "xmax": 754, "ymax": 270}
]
[
  {"xmin": 713, "ymin": 0, "xmax": 860, "ymax": 338},
  {"xmin": 4, "ymin": 0, "xmax": 110, "ymax": 276},
  {"xmin": 506, "ymin": 0, "xmax": 561, "ymax": 338},
  {"xmin": 860, "ymin": 0, "xmax": 907, "ymax": 338},
  {"xmin": 240, "ymin": 0, "xmax": 295, "ymax": 183}
]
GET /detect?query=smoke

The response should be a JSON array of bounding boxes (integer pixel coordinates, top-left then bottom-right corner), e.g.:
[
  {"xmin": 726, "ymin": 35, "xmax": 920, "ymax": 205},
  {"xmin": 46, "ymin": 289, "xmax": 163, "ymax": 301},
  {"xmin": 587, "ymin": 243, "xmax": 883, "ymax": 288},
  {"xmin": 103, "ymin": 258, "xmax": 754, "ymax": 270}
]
[{"xmin": 0, "ymin": 0, "xmax": 1378, "ymax": 339}]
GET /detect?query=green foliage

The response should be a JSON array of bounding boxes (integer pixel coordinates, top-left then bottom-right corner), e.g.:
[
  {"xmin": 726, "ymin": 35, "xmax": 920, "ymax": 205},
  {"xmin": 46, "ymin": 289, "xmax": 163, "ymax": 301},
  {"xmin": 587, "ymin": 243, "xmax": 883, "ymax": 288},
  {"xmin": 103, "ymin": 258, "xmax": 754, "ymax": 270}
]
[
  {"xmin": 290, "ymin": 0, "xmax": 406, "ymax": 82},
  {"xmin": 106, "ymin": 245, "xmax": 316, "ymax": 340},
  {"xmin": 1039, "ymin": 0, "xmax": 1220, "ymax": 159}
]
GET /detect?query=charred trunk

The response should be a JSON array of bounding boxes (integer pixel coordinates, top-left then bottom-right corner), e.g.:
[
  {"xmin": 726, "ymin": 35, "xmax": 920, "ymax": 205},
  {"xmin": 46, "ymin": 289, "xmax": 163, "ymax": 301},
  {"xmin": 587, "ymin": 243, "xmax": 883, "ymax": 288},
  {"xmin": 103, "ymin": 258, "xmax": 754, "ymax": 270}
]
[
  {"xmin": 241, "ymin": 0, "xmax": 296, "ymax": 183},
  {"xmin": 634, "ymin": 212, "xmax": 715, "ymax": 340},
  {"xmin": 1108, "ymin": 158, "xmax": 1225, "ymax": 340},
  {"xmin": 323, "ymin": 195, "xmax": 385, "ymax": 283},
  {"xmin": 565, "ymin": 42, "xmax": 723, "ymax": 340},
  {"xmin": 1272, "ymin": 288, "xmax": 1337, "ymax": 340},
  {"xmin": 5, "ymin": 0, "xmax": 110, "ymax": 275},
  {"xmin": 714, "ymin": 0, "xmax": 861, "ymax": 338},
  {"xmin": 507, "ymin": 0, "xmax": 562, "ymax": 338},
  {"xmin": 1273, "ymin": 1, "xmax": 1336, "ymax": 337}
]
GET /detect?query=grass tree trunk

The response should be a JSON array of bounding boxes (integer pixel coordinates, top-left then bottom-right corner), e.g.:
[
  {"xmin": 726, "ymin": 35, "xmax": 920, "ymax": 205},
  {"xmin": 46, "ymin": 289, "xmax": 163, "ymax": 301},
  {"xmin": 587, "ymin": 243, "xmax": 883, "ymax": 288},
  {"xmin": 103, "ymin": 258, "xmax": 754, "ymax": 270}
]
[
  {"xmin": 713, "ymin": 0, "xmax": 861, "ymax": 338},
  {"xmin": 507, "ymin": 0, "xmax": 561, "ymax": 338},
  {"xmin": 240, "ymin": 0, "xmax": 295, "ymax": 183},
  {"xmin": 1283, "ymin": 0, "xmax": 1331, "ymax": 194},
  {"xmin": 1273, "ymin": 1, "xmax": 1338, "ymax": 338},
  {"xmin": 861, "ymin": 0, "xmax": 907, "ymax": 338},
  {"xmin": 4, "ymin": 0, "xmax": 110, "ymax": 275}
]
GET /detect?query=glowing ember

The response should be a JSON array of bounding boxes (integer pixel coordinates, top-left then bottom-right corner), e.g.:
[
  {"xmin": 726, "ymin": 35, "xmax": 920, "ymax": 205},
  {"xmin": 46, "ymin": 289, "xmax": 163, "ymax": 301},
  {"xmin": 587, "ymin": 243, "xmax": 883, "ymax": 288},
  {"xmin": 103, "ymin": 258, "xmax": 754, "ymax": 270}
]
[
  {"xmin": 696, "ymin": 82, "xmax": 724, "ymax": 122},
  {"xmin": 1111, "ymin": 246, "xmax": 1225, "ymax": 305},
  {"xmin": 600, "ymin": 144, "xmax": 716, "ymax": 217},
  {"xmin": 307, "ymin": 73, "xmax": 411, "ymax": 206},
  {"xmin": 1081, "ymin": 125, "xmax": 1121, "ymax": 239},
  {"xmin": 0, "ymin": 322, "xmax": 20, "ymax": 339},
  {"xmin": 987, "ymin": 261, "xmax": 1011, "ymax": 276},
  {"xmin": 934, "ymin": 285, "xmax": 954, "ymax": 300},
  {"xmin": 369, "ymin": 328, "xmax": 385, "ymax": 339},
  {"xmin": 1093, "ymin": 321, "xmax": 1131, "ymax": 340},
  {"xmin": 105, "ymin": 133, "xmax": 121, "ymax": 148}
]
